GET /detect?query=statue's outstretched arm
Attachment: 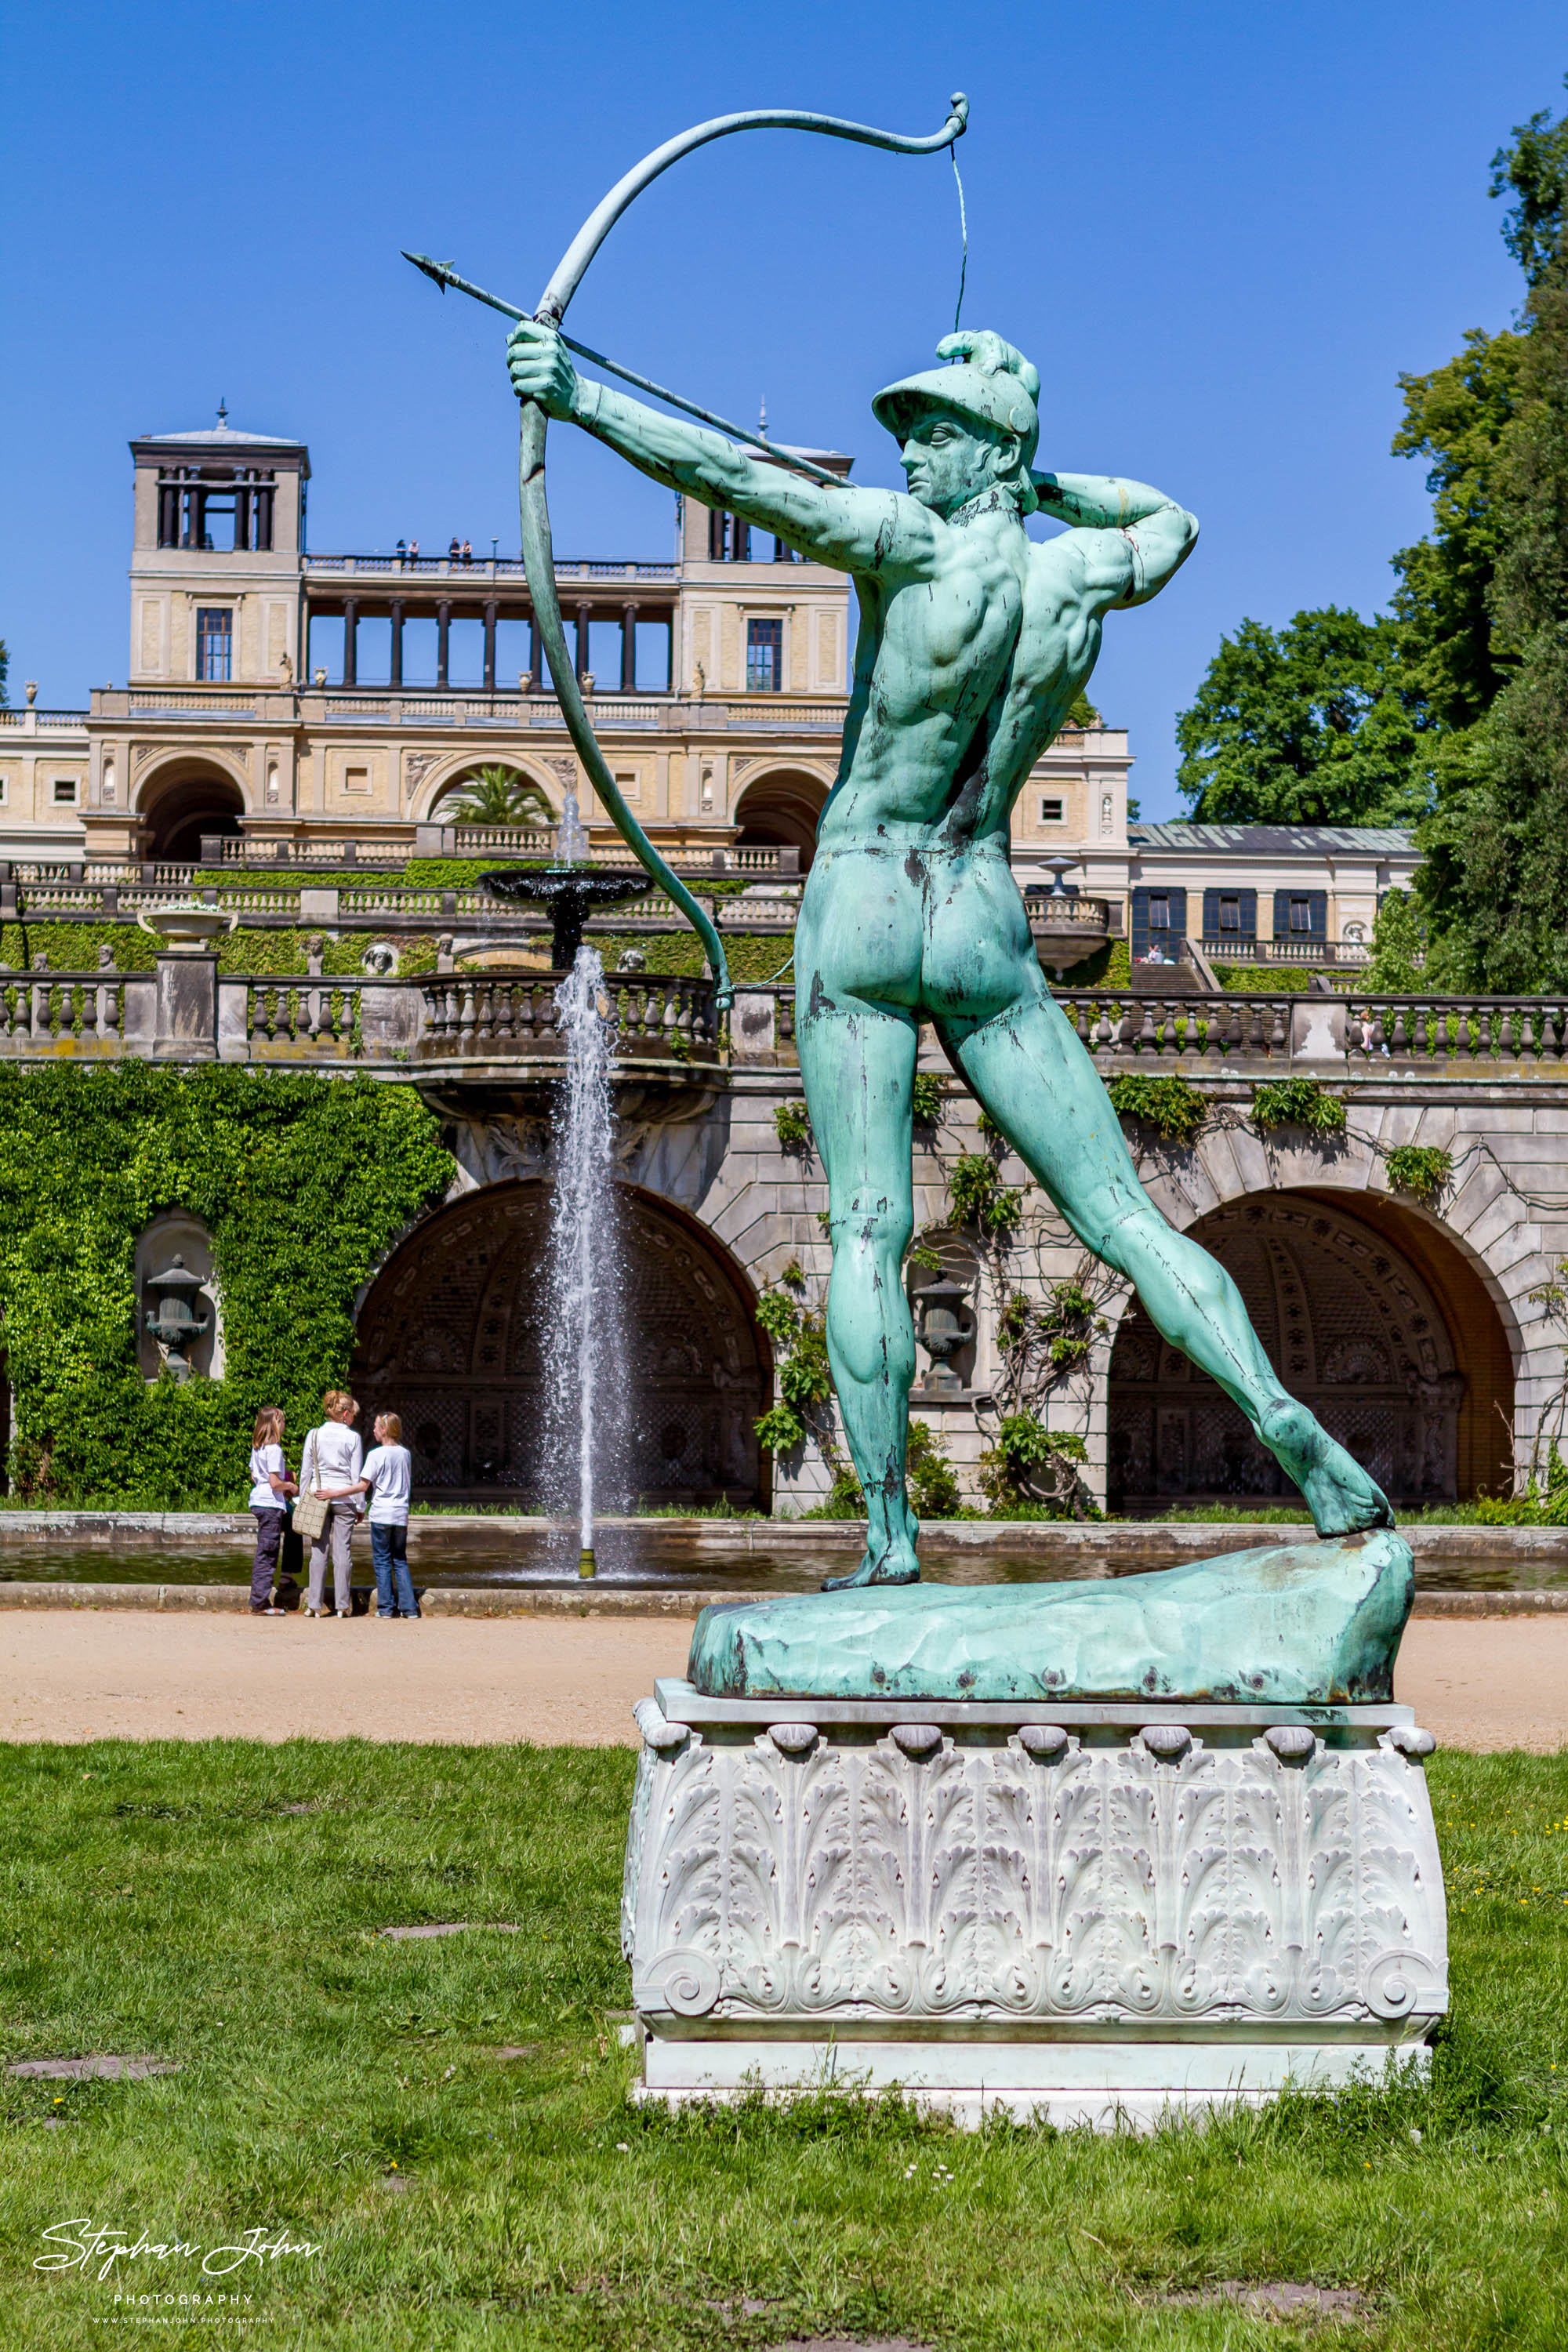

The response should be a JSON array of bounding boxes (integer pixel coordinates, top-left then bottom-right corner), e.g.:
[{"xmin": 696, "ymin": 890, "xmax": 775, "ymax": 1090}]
[
  {"xmin": 507, "ymin": 319, "xmax": 933, "ymax": 577},
  {"xmin": 1031, "ymin": 470, "xmax": 1199, "ymax": 608}
]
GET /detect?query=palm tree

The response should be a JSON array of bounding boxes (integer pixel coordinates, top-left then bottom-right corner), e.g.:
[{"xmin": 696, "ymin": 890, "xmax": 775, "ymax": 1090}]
[{"xmin": 444, "ymin": 765, "xmax": 554, "ymax": 829}]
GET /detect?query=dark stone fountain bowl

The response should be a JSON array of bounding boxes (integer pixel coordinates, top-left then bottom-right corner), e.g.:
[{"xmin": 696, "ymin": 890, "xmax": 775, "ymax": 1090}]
[{"xmin": 481, "ymin": 864, "xmax": 655, "ymax": 971}]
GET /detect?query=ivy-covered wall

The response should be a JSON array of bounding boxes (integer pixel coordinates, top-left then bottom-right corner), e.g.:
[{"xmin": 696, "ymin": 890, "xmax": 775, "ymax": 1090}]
[{"xmin": 0, "ymin": 1066, "xmax": 452, "ymax": 1508}]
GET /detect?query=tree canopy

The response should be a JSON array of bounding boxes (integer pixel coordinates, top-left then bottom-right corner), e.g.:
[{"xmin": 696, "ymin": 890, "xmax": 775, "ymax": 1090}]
[
  {"xmin": 1176, "ymin": 73, "xmax": 1568, "ymax": 991},
  {"xmin": 1174, "ymin": 607, "xmax": 1426, "ymax": 827}
]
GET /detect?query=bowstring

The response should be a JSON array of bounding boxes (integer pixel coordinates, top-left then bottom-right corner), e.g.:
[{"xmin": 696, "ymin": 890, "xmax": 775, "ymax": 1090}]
[{"xmin": 949, "ymin": 141, "xmax": 968, "ymax": 333}]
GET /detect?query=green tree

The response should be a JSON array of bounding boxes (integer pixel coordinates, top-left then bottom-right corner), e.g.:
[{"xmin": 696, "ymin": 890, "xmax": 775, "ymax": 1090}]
[
  {"xmin": 444, "ymin": 765, "xmax": 554, "ymax": 828},
  {"xmin": 1175, "ymin": 607, "xmax": 1427, "ymax": 826},
  {"xmin": 1388, "ymin": 328, "xmax": 1523, "ymax": 733},
  {"xmin": 1415, "ymin": 78, "xmax": 1568, "ymax": 990},
  {"xmin": 1363, "ymin": 887, "xmax": 1425, "ymax": 992}
]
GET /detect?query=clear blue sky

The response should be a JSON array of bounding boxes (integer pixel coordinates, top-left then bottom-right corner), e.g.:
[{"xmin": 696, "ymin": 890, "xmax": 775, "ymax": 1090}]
[{"xmin": 2, "ymin": 1, "xmax": 1562, "ymax": 816}]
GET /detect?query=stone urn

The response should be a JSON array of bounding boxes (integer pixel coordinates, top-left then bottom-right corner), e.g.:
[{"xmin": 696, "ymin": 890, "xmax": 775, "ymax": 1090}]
[
  {"xmin": 1025, "ymin": 860, "xmax": 1110, "ymax": 978},
  {"xmin": 136, "ymin": 902, "xmax": 238, "ymax": 955},
  {"xmin": 144, "ymin": 1255, "xmax": 209, "ymax": 1381},
  {"xmin": 914, "ymin": 1275, "xmax": 975, "ymax": 1396}
]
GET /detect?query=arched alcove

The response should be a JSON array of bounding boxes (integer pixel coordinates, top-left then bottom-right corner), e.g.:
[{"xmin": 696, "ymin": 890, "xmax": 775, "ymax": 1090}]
[
  {"xmin": 1107, "ymin": 1189, "xmax": 1513, "ymax": 1510},
  {"xmin": 733, "ymin": 768, "xmax": 830, "ymax": 872},
  {"xmin": 350, "ymin": 1179, "xmax": 771, "ymax": 1506},
  {"xmin": 136, "ymin": 760, "xmax": 245, "ymax": 861},
  {"xmin": 136, "ymin": 1211, "xmax": 224, "ymax": 1382}
]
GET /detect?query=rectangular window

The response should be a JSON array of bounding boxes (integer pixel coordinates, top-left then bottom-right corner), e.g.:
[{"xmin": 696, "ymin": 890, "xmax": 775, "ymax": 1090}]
[
  {"xmin": 53, "ymin": 778, "xmax": 78, "ymax": 805},
  {"xmin": 1149, "ymin": 894, "xmax": 1171, "ymax": 930},
  {"xmin": 615, "ymin": 768, "xmax": 640, "ymax": 804},
  {"xmin": 1218, "ymin": 894, "xmax": 1242, "ymax": 933},
  {"xmin": 746, "ymin": 617, "xmax": 784, "ymax": 692},
  {"xmin": 1289, "ymin": 896, "xmax": 1312, "ymax": 934},
  {"xmin": 343, "ymin": 765, "xmax": 370, "ymax": 795},
  {"xmin": 0, "ymin": 776, "xmax": 9, "ymax": 804},
  {"xmin": 195, "ymin": 608, "xmax": 233, "ymax": 682},
  {"xmin": 1039, "ymin": 796, "xmax": 1065, "ymax": 823}
]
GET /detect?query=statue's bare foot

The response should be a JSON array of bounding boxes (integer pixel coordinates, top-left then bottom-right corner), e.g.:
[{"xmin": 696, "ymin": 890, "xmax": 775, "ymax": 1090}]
[
  {"xmin": 1258, "ymin": 1399, "xmax": 1394, "ymax": 1536},
  {"xmin": 822, "ymin": 1528, "xmax": 920, "ymax": 1592}
]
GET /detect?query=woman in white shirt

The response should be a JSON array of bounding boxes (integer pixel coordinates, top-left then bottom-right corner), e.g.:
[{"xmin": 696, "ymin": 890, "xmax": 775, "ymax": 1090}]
[
  {"xmin": 339, "ymin": 1412, "xmax": 417, "ymax": 1618},
  {"xmin": 246, "ymin": 1406, "xmax": 296, "ymax": 1616},
  {"xmin": 300, "ymin": 1390, "xmax": 363, "ymax": 1618}
]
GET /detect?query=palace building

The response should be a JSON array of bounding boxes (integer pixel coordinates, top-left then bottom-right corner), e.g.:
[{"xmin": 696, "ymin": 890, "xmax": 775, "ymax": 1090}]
[{"xmin": 0, "ymin": 409, "xmax": 1414, "ymax": 975}]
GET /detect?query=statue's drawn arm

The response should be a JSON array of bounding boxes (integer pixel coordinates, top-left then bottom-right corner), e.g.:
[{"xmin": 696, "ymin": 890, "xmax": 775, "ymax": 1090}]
[
  {"xmin": 1030, "ymin": 471, "xmax": 1199, "ymax": 610},
  {"xmin": 506, "ymin": 320, "xmax": 936, "ymax": 579}
]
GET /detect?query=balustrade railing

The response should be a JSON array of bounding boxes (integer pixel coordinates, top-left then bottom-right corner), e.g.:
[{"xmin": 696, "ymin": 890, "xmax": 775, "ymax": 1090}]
[
  {"xmin": 1345, "ymin": 993, "xmax": 1568, "ymax": 1064},
  {"xmin": 301, "ymin": 553, "xmax": 677, "ymax": 579},
  {"xmin": 417, "ymin": 970, "xmax": 717, "ymax": 1061},
  {"xmin": 0, "ymin": 973, "xmax": 123, "ymax": 1048},
  {"xmin": 1051, "ymin": 989, "xmax": 1301, "ymax": 1062},
  {"xmin": 243, "ymin": 979, "xmax": 362, "ymax": 1052},
  {"xmin": 1203, "ymin": 935, "xmax": 1372, "ymax": 967},
  {"xmin": 3, "ymin": 968, "xmax": 1564, "ymax": 1077},
  {"xmin": 449, "ymin": 826, "xmax": 554, "ymax": 857}
]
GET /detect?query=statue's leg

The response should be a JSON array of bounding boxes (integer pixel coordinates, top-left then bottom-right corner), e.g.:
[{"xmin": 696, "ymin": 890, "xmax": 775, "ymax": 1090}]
[
  {"xmin": 797, "ymin": 993, "xmax": 921, "ymax": 1589},
  {"xmin": 939, "ymin": 983, "xmax": 1393, "ymax": 1535}
]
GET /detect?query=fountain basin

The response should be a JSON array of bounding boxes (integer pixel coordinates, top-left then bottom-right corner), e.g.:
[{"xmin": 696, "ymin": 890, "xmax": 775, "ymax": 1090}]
[{"xmin": 481, "ymin": 864, "xmax": 655, "ymax": 970}]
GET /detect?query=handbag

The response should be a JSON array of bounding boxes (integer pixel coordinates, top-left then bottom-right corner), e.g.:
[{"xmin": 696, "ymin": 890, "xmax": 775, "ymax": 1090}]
[{"xmin": 292, "ymin": 1431, "xmax": 330, "ymax": 1544}]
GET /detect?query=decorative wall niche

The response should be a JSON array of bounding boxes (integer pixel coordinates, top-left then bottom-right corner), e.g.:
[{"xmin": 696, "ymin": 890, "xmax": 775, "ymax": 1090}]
[{"xmin": 136, "ymin": 1212, "xmax": 224, "ymax": 1384}]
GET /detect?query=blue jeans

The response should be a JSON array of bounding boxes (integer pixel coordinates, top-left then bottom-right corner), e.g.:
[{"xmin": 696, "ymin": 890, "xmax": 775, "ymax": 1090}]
[{"xmin": 370, "ymin": 1522, "xmax": 417, "ymax": 1617}]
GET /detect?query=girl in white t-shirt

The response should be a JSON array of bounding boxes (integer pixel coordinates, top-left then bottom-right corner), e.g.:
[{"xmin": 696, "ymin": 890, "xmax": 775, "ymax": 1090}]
[
  {"xmin": 339, "ymin": 1412, "xmax": 417, "ymax": 1618},
  {"xmin": 246, "ymin": 1406, "xmax": 296, "ymax": 1616}
]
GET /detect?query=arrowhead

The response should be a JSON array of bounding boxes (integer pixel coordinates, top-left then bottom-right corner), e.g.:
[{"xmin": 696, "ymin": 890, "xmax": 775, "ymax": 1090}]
[{"xmin": 402, "ymin": 251, "xmax": 449, "ymax": 291}]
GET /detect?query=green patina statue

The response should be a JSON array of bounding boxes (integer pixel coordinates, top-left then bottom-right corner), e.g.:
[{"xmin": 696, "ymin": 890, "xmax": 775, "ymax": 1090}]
[{"xmin": 506, "ymin": 318, "xmax": 1395, "ymax": 1592}]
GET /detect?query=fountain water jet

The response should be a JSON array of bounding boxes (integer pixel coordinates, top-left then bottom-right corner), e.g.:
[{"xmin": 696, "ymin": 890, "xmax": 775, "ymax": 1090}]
[{"xmin": 543, "ymin": 943, "xmax": 626, "ymax": 1575}]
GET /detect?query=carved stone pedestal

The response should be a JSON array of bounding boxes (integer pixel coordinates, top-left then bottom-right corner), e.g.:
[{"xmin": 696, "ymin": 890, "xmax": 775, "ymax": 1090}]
[{"xmin": 623, "ymin": 1680, "xmax": 1447, "ymax": 2129}]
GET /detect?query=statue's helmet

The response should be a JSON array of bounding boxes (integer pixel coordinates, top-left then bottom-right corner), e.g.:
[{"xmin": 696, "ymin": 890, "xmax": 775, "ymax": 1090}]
[{"xmin": 872, "ymin": 331, "xmax": 1040, "ymax": 509}]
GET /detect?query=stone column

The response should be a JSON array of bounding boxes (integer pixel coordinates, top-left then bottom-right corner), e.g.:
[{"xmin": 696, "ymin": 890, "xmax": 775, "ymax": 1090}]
[
  {"xmin": 483, "ymin": 598, "xmax": 498, "ymax": 691},
  {"xmin": 437, "ymin": 601, "xmax": 451, "ymax": 688},
  {"xmin": 389, "ymin": 600, "xmax": 404, "ymax": 688},
  {"xmin": 342, "ymin": 598, "xmax": 358, "ymax": 687},
  {"xmin": 621, "ymin": 602, "xmax": 638, "ymax": 691},
  {"xmin": 154, "ymin": 953, "xmax": 219, "ymax": 1062}
]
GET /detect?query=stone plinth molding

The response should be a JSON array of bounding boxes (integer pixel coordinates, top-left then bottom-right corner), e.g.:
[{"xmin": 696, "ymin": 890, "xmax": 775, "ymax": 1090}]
[{"xmin": 623, "ymin": 1686, "xmax": 1447, "ymax": 2126}]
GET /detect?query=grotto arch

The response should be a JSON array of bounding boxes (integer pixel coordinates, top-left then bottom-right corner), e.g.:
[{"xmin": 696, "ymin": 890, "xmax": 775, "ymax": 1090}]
[
  {"xmin": 349, "ymin": 1178, "xmax": 771, "ymax": 1507},
  {"xmin": 1105, "ymin": 1187, "xmax": 1515, "ymax": 1512}
]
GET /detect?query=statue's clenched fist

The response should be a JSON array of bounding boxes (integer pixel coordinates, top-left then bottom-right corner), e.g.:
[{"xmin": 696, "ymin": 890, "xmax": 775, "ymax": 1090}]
[{"xmin": 506, "ymin": 319, "xmax": 579, "ymax": 419}]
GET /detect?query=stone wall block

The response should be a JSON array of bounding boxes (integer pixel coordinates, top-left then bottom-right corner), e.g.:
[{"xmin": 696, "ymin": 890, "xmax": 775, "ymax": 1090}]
[
  {"xmin": 358, "ymin": 984, "xmax": 419, "ymax": 1054},
  {"xmin": 1290, "ymin": 996, "xmax": 1346, "ymax": 1064},
  {"xmin": 216, "ymin": 980, "xmax": 249, "ymax": 1062},
  {"xmin": 154, "ymin": 953, "xmax": 217, "ymax": 1062}
]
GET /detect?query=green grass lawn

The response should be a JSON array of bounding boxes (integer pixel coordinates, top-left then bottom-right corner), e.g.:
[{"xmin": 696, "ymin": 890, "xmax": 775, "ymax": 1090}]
[{"xmin": 2, "ymin": 1743, "xmax": 1566, "ymax": 2350}]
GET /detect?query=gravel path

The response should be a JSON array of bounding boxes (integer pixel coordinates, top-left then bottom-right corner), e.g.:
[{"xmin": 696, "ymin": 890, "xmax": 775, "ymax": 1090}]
[{"xmin": 0, "ymin": 1611, "xmax": 1563, "ymax": 1750}]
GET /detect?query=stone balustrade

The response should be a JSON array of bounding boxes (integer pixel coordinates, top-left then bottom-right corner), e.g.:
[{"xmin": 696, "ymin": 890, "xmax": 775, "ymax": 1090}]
[
  {"xmin": 1345, "ymin": 993, "xmax": 1568, "ymax": 1065},
  {"xmin": 2, "ymin": 968, "xmax": 1566, "ymax": 1081},
  {"xmin": 416, "ymin": 971, "xmax": 719, "ymax": 1063}
]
